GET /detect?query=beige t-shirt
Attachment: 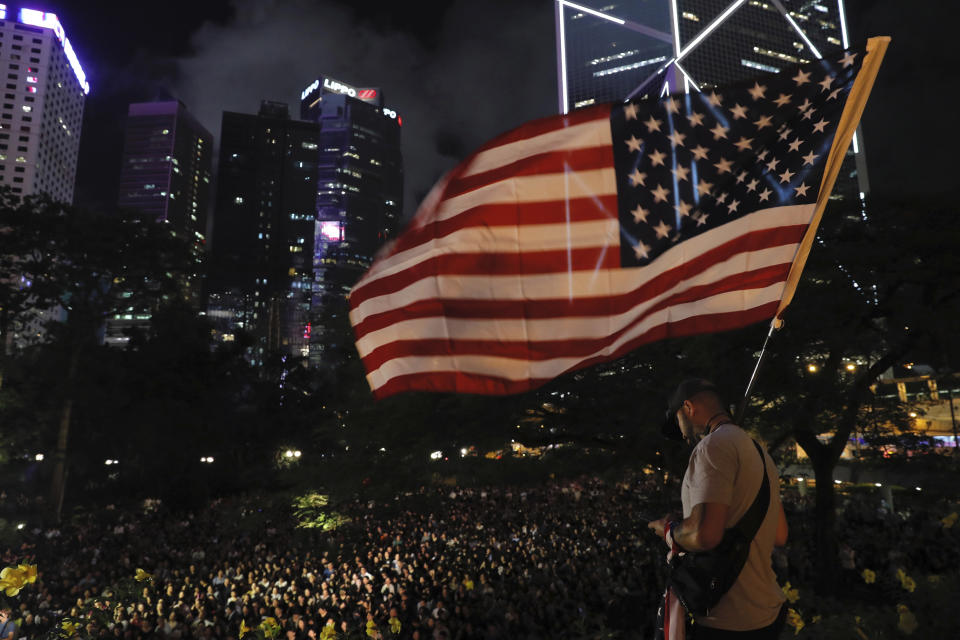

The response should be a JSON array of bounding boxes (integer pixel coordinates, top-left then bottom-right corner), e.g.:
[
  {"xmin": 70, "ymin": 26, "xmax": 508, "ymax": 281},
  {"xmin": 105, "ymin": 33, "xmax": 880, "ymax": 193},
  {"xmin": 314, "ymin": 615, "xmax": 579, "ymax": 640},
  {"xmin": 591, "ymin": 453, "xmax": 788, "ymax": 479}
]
[{"xmin": 681, "ymin": 423, "xmax": 786, "ymax": 630}]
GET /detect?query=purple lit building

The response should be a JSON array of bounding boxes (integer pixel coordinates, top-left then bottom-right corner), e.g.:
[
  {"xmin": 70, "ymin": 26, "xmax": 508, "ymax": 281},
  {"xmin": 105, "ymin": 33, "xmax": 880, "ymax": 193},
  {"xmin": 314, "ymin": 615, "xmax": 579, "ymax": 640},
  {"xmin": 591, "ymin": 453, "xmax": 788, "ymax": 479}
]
[{"xmin": 0, "ymin": 6, "xmax": 88, "ymax": 202}]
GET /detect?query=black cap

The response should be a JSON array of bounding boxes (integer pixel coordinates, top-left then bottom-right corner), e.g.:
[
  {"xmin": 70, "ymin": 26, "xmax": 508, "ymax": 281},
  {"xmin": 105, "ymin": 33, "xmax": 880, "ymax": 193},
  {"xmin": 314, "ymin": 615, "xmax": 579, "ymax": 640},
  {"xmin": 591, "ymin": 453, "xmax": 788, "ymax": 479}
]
[{"xmin": 662, "ymin": 378, "xmax": 719, "ymax": 440}]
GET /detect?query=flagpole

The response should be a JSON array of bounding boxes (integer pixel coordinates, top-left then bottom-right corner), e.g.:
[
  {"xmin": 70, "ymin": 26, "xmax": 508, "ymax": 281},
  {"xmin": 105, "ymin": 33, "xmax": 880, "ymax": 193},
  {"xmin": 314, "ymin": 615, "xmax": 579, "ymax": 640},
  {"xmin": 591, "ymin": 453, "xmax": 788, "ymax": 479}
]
[{"xmin": 734, "ymin": 318, "xmax": 781, "ymax": 425}]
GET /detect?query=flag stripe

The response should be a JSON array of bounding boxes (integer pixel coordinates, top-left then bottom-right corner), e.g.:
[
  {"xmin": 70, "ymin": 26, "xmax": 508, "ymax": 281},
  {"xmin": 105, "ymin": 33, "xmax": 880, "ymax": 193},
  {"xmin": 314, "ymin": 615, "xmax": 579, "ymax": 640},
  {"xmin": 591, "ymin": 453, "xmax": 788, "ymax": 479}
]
[
  {"xmin": 351, "ymin": 205, "xmax": 813, "ymax": 323},
  {"xmin": 468, "ymin": 104, "xmax": 612, "ymax": 158},
  {"xmin": 363, "ymin": 285, "xmax": 785, "ymax": 395},
  {"xmin": 365, "ymin": 301, "xmax": 780, "ymax": 399},
  {"xmin": 358, "ymin": 264, "xmax": 790, "ymax": 371},
  {"xmin": 352, "ymin": 228, "xmax": 803, "ymax": 339}
]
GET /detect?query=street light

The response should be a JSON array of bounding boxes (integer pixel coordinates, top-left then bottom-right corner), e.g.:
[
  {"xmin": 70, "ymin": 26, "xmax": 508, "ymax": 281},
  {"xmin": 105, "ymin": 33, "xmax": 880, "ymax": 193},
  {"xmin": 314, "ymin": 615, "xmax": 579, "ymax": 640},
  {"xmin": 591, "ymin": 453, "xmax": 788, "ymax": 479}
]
[{"xmin": 34, "ymin": 453, "xmax": 44, "ymax": 461}]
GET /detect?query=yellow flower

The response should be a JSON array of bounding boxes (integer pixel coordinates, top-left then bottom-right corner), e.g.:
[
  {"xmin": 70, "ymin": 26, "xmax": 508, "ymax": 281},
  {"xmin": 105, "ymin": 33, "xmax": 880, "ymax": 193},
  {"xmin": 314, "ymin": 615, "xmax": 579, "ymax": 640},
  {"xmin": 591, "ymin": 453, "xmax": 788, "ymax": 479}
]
[
  {"xmin": 897, "ymin": 604, "xmax": 919, "ymax": 635},
  {"xmin": 261, "ymin": 617, "xmax": 281, "ymax": 639},
  {"xmin": 388, "ymin": 617, "xmax": 401, "ymax": 634},
  {"xmin": 366, "ymin": 619, "xmax": 379, "ymax": 638},
  {"xmin": 60, "ymin": 620, "xmax": 78, "ymax": 638},
  {"xmin": 781, "ymin": 581, "xmax": 800, "ymax": 604},
  {"xmin": 896, "ymin": 568, "xmax": 916, "ymax": 593},
  {"xmin": 320, "ymin": 624, "xmax": 337, "ymax": 640},
  {"xmin": 17, "ymin": 564, "xmax": 38, "ymax": 584},
  {"xmin": 134, "ymin": 568, "xmax": 153, "ymax": 582},
  {"xmin": 0, "ymin": 566, "xmax": 27, "ymax": 596},
  {"xmin": 942, "ymin": 512, "xmax": 958, "ymax": 528},
  {"xmin": 464, "ymin": 579, "xmax": 474, "ymax": 591},
  {"xmin": 239, "ymin": 620, "xmax": 251, "ymax": 639},
  {"xmin": 861, "ymin": 569, "xmax": 876, "ymax": 584},
  {"xmin": 786, "ymin": 608, "xmax": 804, "ymax": 636}
]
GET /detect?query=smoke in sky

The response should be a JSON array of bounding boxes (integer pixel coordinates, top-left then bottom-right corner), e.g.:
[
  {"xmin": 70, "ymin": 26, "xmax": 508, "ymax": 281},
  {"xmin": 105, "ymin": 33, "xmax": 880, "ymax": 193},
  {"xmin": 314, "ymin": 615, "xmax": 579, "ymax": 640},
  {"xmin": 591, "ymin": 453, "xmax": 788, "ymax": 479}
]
[{"xmin": 170, "ymin": 0, "xmax": 557, "ymax": 218}]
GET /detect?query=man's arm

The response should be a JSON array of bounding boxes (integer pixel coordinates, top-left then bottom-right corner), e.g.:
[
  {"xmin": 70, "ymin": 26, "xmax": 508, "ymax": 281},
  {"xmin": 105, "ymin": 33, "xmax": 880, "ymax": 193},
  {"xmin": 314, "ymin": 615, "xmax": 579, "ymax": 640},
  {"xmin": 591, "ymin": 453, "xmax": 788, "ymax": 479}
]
[{"xmin": 648, "ymin": 502, "xmax": 729, "ymax": 552}]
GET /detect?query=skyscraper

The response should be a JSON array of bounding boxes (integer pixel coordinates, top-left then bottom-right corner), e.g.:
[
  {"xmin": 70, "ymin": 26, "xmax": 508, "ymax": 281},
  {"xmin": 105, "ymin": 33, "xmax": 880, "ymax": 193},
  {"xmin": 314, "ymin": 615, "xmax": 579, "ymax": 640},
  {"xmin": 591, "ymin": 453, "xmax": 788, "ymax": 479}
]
[
  {"xmin": 0, "ymin": 6, "xmax": 89, "ymax": 202},
  {"xmin": 555, "ymin": 0, "xmax": 867, "ymax": 199},
  {"xmin": 117, "ymin": 101, "xmax": 213, "ymax": 268},
  {"xmin": 300, "ymin": 75, "xmax": 402, "ymax": 366},
  {"xmin": 208, "ymin": 101, "xmax": 320, "ymax": 362}
]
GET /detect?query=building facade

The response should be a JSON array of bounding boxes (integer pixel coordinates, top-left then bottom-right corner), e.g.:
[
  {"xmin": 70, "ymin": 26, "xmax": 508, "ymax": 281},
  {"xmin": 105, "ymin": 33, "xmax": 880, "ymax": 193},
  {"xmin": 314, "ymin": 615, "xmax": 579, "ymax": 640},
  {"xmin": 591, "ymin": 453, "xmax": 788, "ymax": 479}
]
[
  {"xmin": 300, "ymin": 75, "xmax": 402, "ymax": 367},
  {"xmin": 209, "ymin": 101, "xmax": 320, "ymax": 363},
  {"xmin": 0, "ymin": 6, "xmax": 88, "ymax": 202}
]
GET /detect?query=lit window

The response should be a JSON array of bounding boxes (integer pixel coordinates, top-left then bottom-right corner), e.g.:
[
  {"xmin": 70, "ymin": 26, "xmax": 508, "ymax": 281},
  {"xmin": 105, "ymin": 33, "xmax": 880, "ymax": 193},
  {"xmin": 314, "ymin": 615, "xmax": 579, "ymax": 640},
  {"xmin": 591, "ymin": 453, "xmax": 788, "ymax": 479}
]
[
  {"xmin": 26, "ymin": 76, "xmax": 37, "ymax": 83},
  {"xmin": 21, "ymin": 105, "xmax": 31, "ymax": 112},
  {"xmin": 162, "ymin": 129, "xmax": 169, "ymax": 134},
  {"xmin": 15, "ymin": 156, "xmax": 25, "ymax": 162},
  {"xmin": 234, "ymin": 196, "xmax": 244, "ymax": 205}
]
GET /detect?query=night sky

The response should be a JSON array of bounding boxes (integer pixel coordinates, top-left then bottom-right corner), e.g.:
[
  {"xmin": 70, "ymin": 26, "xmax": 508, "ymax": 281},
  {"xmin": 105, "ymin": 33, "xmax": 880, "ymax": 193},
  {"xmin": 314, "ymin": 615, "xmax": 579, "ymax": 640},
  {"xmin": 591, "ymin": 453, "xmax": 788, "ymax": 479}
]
[{"xmin": 41, "ymin": 0, "xmax": 958, "ymax": 218}]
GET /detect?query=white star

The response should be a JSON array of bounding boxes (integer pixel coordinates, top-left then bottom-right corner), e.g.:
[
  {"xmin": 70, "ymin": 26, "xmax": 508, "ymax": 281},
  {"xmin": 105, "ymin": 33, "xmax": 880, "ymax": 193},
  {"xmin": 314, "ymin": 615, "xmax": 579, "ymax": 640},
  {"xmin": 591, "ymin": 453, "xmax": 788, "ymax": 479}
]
[
  {"xmin": 727, "ymin": 199, "xmax": 740, "ymax": 214},
  {"xmin": 667, "ymin": 130, "xmax": 687, "ymax": 147},
  {"xmin": 788, "ymin": 138, "xmax": 803, "ymax": 152},
  {"xmin": 653, "ymin": 220, "xmax": 672, "ymax": 239},
  {"xmin": 625, "ymin": 135, "xmax": 643, "ymax": 152},
  {"xmin": 734, "ymin": 136, "xmax": 754, "ymax": 151},
  {"xmin": 828, "ymin": 87, "xmax": 843, "ymax": 101},
  {"xmin": 757, "ymin": 149, "xmax": 770, "ymax": 162},
  {"xmin": 631, "ymin": 205, "xmax": 650, "ymax": 224},
  {"xmin": 644, "ymin": 115, "xmax": 663, "ymax": 132},
  {"xmin": 802, "ymin": 108, "xmax": 815, "ymax": 120},
  {"xmin": 628, "ymin": 169, "xmax": 647, "ymax": 187},
  {"xmin": 748, "ymin": 82, "xmax": 767, "ymax": 101},
  {"xmin": 778, "ymin": 168, "xmax": 795, "ymax": 184},
  {"xmin": 710, "ymin": 123, "xmax": 729, "ymax": 140},
  {"xmin": 797, "ymin": 98, "xmax": 812, "ymax": 112},
  {"xmin": 778, "ymin": 127, "xmax": 792, "ymax": 141},
  {"xmin": 839, "ymin": 52, "xmax": 858, "ymax": 68},
  {"xmin": 729, "ymin": 103, "xmax": 748, "ymax": 120},
  {"xmin": 707, "ymin": 92, "xmax": 723, "ymax": 106},
  {"xmin": 694, "ymin": 211, "xmax": 710, "ymax": 226},
  {"xmin": 687, "ymin": 111, "xmax": 705, "ymax": 127},
  {"xmin": 696, "ymin": 179, "xmax": 713, "ymax": 196},
  {"xmin": 648, "ymin": 148, "xmax": 667, "ymax": 167},
  {"xmin": 812, "ymin": 118, "xmax": 830, "ymax": 133},
  {"xmin": 664, "ymin": 97, "xmax": 680, "ymax": 114},
  {"xmin": 758, "ymin": 188, "xmax": 772, "ymax": 202},
  {"xmin": 754, "ymin": 114, "xmax": 773, "ymax": 129},
  {"xmin": 624, "ymin": 103, "xmax": 639, "ymax": 120},
  {"xmin": 671, "ymin": 164, "xmax": 690, "ymax": 182},
  {"xmin": 801, "ymin": 150, "xmax": 819, "ymax": 166},
  {"xmin": 715, "ymin": 192, "xmax": 728, "ymax": 204},
  {"xmin": 675, "ymin": 200, "xmax": 693, "ymax": 216},
  {"xmin": 633, "ymin": 241, "xmax": 651, "ymax": 260},
  {"xmin": 819, "ymin": 74, "xmax": 835, "ymax": 92},
  {"xmin": 794, "ymin": 182, "xmax": 811, "ymax": 197},
  {"xmin": 746, "ymin": 178, "xmax": 759, "ymax": 192},
  {"xmin": 793, "ymin": 69, "xmax": 811, "ymax": 86},
  {"xmin": 713, "ymin": 157, "xmax": 734, "ymax": 174},
  {"xmin": 773, "ymin": 93, "xmax": 792, "ymax": 107},
  {"xmin": 651, "ymin": 184, "xmax": 670, "ymax": 203},
  {"xmin": 735, "ymin": 170, "xmax": 748, "ymax": 184},
  {"xmin": 765, "ymin": 158, "xmax": 779, "ymax": 173},
  {"xmin": 690, "ymin": 144, "xmax": 709, "ymax": 161}
]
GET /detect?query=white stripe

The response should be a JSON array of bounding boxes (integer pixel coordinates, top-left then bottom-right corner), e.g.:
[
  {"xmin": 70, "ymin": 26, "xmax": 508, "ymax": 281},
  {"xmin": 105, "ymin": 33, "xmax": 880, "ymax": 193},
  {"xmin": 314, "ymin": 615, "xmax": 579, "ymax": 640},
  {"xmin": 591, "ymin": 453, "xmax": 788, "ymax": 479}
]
[
  {"xmin": 359, "ymin": 219, "xmax": 619, "ymax": 291},
  {"xmin": 365, "ymin": 283, "xmax": 785, "ymax": 390},
  {"xmin": 462, "ymin": 118, "xmax": 612, "ymax": 178},
  {"xmin": 434, "ymin": 167, "xmax": 617, "ymax": 223},
  {"xmin": 351, "ymin": 204, "xmax": 814, "ymax": 325},
  {"xmin": 354, "ymin": 243, "xmax": 797, "ymax": 355}
]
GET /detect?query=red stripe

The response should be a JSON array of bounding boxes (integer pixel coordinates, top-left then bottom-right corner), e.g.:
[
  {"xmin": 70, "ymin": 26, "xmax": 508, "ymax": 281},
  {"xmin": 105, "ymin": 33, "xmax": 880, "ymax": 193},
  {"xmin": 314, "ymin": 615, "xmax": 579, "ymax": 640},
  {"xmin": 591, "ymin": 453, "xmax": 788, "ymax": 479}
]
[
  {"xmin": 469, "ymin": 104, "xmax": 612, "ymax": 156},
  {"xmin": 446, "ymin": 146, "xmax": 615, "ymax": 199},
  {"xmin": 368, "ymin": 301, "xmax": 780, "ymax": 399},
  {"xmin": 358, "ymin": 264, "xmax": 789, "ymax": 371},
  {"xmin": 351, "ymin": 223, "xmax": 805, "ymax": 321}
]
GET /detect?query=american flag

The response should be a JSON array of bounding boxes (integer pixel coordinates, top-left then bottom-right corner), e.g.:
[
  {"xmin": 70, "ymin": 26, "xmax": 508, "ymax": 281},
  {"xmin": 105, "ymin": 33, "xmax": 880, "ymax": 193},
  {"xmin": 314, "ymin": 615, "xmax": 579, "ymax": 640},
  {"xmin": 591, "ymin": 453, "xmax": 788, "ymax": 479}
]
[{"xmin": 350, "ymin": 40, "xmax": 887, "ymax": 399}]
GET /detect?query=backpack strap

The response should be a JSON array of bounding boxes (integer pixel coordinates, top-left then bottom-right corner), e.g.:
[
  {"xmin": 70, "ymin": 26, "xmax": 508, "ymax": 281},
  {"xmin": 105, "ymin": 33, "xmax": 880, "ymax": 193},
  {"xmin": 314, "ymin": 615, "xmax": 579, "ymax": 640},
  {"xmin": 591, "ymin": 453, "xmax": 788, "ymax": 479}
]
[{"xmin": 734, "ymin": 440, "xmax": 771, "ymax": 539}]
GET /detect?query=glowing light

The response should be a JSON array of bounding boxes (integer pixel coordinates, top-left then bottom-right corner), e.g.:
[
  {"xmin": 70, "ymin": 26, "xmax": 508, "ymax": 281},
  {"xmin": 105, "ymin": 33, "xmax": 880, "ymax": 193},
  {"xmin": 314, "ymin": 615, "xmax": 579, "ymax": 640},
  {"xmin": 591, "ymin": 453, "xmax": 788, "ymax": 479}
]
[
  {"xmin": 16, "ymin": 523, "xmax": 24, "ymax": 530},
  {"xmin": 319, "ymin": 220, "xmax": 343, "ymax": 242},
  {"xmin": 783, "ymin": 12, "xmax": 822, "ymax": 59},
  {"xmin": 429, "ymin": 450, "xmax": 442, "ymax": 460},
  {"xmin": 837, "ymin": 0, "xmax": 850, "ymax": 48},
  {"xmin": 846, "ymin": 363, "xmax": 856, "ymax": 371},
  {"xmin": 834, "ymin": 479, "xmax": 841, "ymax": 484},
  {"xmin": 556, "ymin": 0, "xmax": 569, "ymax": 113},
  {"xmin": 200, "ymin": 456, "xmax": 215, "ymax": 463},
  {"xmin": 676, "ymin": 0, "xmax": 746, "ymax": 63},
  {"xmin": 18, "ymin": 9, "xmax": 89, "ymax": 94},
  {"xmin": 807, "ymin": 364, "xmax": 818, "ymax": 373},
  {"xmin": 0, "ymin": 6, "xmax": 6, "ymax": 20},
  {"xmin": 35, "ymin": 453, "xmax": 44, "ymax": 461},
  {"xmin": 560, "ymin": 1, "xmax": 625, "ymax": 25},
  {"xmin": 874, "ymin": 482, "xmax": 882, "ymax": 487}
]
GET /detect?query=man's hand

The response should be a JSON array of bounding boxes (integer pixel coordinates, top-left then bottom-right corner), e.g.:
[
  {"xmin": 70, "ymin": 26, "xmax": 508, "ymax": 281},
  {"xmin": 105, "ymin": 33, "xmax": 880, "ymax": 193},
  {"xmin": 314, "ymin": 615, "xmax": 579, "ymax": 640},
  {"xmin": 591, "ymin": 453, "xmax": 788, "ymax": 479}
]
[{"xmin": 648, "ymin": 513, "xmax": 681, "ymax": 547}]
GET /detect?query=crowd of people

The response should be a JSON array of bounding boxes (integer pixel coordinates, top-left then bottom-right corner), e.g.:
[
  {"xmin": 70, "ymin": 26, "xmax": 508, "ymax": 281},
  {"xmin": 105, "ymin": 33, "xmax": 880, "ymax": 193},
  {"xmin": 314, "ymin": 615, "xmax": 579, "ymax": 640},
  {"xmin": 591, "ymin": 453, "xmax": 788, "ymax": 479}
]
[{"xmin": 1, "ymin": 472, "xmax": 957, "ymax": 640}]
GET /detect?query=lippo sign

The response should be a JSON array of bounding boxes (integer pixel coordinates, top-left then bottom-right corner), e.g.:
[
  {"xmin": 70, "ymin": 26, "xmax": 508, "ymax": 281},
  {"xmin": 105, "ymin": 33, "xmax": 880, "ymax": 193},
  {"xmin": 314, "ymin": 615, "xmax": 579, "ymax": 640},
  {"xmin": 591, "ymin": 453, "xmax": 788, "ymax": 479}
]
[{"xmin": 301, "ymin": 76, "xmax": 381, "ymax": 105}]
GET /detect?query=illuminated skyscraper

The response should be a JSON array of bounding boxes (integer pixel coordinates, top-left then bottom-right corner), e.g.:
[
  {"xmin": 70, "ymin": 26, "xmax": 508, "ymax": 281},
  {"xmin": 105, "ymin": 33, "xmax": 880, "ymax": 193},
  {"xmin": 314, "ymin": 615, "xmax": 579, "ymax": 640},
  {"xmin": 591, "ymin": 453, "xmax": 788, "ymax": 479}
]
[
  {"xmin": 209, "ymin": 101, "xmax": 320, "ymax": 362},
  {"xmin": 0, "ymin": 6, "xmax": 89, "ymax": 202},
  {"xmin": 555, "ymin": 0, "xmax": 867, "ymax": 198},
  {"xmin": 300, "ymin": 75, "xmax": 402, "ymax": 367}
]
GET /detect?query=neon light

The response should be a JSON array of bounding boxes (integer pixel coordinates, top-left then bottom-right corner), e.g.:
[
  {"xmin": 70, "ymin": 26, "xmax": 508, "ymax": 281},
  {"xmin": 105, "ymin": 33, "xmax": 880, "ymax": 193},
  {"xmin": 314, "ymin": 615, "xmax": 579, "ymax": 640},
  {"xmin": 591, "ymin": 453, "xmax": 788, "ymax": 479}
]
[
  {"xmin": 676, "ymin": 0, "xmax": 746, "ymax": 63},
  {"xmin": 560, "ymin": 0, "xmax": 625, "ymax": 25},
  {"xmin": 301, "ymin": 79, "xmax": 320, "ymax": 100},
  {"xmin": 783, "ymin": 12, "xmax": 822, "ymax": 59},
  {"xmin": 669, "ymin": 0, "xmax": 682, "ymax": 60},
  {"xmin": 319, "ymin": 221, "xmax": 343, "ymax": 242},
  {"xmin": 0, "ymin": 5, "xmax": 6, "ymax": 20},
  {"xmin": 837, "ymin": 0, "xmax": 850, "ymax": 48},
  {"xmin": 18, "ymin": 9, "xmax": 89, "ymax": 94},
  {"xmin": 675, "ymin": 62, "xmax": 700, "ymax": 92},
  {"xmin": 852, "ymin": 131, "xmax": 859, "ymax": 154}
]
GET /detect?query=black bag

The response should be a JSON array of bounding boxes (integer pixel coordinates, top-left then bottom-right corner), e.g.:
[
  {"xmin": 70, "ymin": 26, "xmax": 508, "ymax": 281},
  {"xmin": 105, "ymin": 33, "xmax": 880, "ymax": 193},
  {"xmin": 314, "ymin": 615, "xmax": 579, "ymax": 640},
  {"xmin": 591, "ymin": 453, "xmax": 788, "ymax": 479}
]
[{"xmin": 668, "ymin": 440, "xmax": 770, "ymax": 616}]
